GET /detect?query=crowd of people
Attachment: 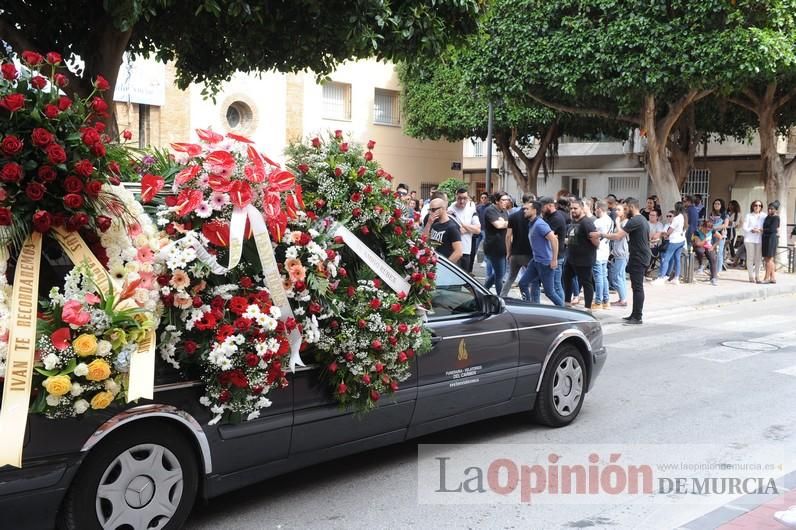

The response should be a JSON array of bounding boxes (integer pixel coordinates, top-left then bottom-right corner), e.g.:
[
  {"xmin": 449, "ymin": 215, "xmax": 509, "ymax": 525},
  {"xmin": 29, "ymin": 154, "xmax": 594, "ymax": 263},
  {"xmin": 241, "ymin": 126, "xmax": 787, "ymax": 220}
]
[{"xmin": 403, "ymin": 183, "xmax": 786, "ymax": 325}]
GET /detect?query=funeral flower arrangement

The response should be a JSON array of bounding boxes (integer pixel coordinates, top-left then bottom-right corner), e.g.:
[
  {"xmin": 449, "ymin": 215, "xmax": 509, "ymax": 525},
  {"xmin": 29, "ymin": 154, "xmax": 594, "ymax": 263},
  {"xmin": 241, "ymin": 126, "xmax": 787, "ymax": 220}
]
[
  {"xmin": 0, "ymin": 51, "xmax": 161, "ymax": 415},
  {"xmin": 285, "ymin": 132, "xmax": 436, "ymax": 409}
]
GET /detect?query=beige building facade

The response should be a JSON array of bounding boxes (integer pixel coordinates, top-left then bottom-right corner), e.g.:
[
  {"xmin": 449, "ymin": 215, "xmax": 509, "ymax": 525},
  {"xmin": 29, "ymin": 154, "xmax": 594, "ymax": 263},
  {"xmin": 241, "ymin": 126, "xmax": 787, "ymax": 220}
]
[{"xmin": 114, "ymin": 59, "xmax": 462, "ymax": 194}]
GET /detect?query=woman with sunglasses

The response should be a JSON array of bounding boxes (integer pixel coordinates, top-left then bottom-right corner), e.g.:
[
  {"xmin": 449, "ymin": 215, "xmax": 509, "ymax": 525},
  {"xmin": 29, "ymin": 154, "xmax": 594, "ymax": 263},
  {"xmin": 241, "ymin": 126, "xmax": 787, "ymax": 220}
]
[
  {"xmin": 743, "ymin": 200, "xmax": 766, "ymax": 282},
  {"xmin": 762, "ymin": 201, "xmax": 781, "ymax": 283}
]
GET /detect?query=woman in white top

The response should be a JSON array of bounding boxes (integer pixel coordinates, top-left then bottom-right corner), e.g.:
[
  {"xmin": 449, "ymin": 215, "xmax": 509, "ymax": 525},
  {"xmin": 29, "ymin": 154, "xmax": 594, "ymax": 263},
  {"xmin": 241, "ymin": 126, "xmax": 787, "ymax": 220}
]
[
  {"xmin": 743, "ymin": 200, "xmax": 766, "ymax": 283},
  {"xmin": 652, "ymin": 202, "xmax": 687, "ymax": 285}
]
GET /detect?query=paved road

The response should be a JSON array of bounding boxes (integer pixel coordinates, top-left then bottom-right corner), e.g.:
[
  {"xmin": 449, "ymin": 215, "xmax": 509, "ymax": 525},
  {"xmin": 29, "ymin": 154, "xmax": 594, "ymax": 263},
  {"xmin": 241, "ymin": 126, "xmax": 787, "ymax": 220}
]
[{"xmin": 187, "ymin": 294, "xmax": 796, "ymax": 530}]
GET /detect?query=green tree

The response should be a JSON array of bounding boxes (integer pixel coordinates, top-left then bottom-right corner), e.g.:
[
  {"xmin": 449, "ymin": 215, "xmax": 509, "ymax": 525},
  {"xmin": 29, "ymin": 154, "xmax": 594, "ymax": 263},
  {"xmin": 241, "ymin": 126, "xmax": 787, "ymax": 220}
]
[
  {"xmin": 476, "ymin": 0, "xmax": 761, "ymax": 210},
  {"xmin": 1, "ymin": 0, "xmax": 480, "ymax": 118}
]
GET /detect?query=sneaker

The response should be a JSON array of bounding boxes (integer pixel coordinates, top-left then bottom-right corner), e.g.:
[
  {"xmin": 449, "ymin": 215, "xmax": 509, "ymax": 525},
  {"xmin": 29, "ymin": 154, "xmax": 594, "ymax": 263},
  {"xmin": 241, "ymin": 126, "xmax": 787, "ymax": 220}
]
[
  {"xmin": 696, "ymin": 267, "xmax": 705, "ymax": 274},
  {"xmin": 611, "ymin": 300, "xmax": 627, "ymax": 307},
  {"xmin": 592, "ymin": 303, "xmax": 603, "ymax": 310},
  {"xmin": 710, "ymin": 279, "xmax": 718, "ymax": 286},
  {"xmin": 623, "ymin": 317, "xmax": 643, "ymax": 325},
  {"xmin": 622, "ymin": 315, "xmax": 633, "ymax": 321},
  {"xmin": 651, "ymin": 277, "xmax": 666, "ymax": 286},
  {"xmin": 667, "ymin": 278, "xmax": 680, "ymax": 285}
]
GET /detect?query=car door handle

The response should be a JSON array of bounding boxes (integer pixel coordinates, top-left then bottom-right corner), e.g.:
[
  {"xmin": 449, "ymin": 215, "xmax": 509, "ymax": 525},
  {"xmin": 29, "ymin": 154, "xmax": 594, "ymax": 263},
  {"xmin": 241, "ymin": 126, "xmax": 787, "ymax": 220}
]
[{"xmin": 430, "ymin": 335, "xmax": 443, "ymax": 344}]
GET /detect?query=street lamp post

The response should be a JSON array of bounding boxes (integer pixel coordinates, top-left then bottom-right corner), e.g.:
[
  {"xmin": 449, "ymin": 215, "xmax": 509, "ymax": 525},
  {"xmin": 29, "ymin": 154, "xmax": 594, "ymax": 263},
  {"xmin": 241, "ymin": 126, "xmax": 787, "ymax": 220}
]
[{"xmin": 485, "ymin": 101, "xmax": 494, "ymax": 197}]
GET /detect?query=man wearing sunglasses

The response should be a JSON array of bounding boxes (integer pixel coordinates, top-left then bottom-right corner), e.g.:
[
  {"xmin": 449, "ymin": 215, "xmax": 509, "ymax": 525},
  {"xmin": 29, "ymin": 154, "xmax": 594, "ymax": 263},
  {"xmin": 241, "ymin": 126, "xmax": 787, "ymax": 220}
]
[{"xmin": 424, "ymin": 197, "xmax": 463, "ymax": 264}]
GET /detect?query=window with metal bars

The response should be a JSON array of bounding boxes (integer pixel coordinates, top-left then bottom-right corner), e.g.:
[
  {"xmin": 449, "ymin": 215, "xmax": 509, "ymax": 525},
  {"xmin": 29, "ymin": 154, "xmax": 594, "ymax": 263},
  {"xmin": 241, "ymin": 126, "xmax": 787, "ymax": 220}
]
[
  {"xmin": 373, "ymin": 88, "xmax": 400, "ymax": 125},
  {"xmin": 322, "ymin": 82, "xmax": 352, "ymax": 121}
]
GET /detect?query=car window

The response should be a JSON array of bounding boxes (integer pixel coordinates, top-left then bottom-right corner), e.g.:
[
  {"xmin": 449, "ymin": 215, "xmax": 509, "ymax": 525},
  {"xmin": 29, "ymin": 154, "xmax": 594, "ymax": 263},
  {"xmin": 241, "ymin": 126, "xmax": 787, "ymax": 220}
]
[{"xmin": 430, "ymin": 261, "xmax": 480, "ymax": 318}]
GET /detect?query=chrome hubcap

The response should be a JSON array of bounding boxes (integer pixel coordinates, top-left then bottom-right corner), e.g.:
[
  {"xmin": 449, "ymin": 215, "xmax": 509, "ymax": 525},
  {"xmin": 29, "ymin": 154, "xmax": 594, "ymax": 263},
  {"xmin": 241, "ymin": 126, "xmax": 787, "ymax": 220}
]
[
  {"xmin": 552, "ymin": 356, "xmax": 583, "ymax": 417},
  {"xmin": 96, "ymin": 443, "xmax": 184, "ymax": 530}
]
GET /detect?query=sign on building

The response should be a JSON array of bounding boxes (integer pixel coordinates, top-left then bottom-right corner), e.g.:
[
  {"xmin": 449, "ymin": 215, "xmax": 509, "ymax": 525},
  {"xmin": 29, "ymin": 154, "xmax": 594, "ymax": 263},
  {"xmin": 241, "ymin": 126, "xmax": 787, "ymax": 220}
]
[{"xmin": 113, "ymin": 54, "xmax": 166, "ymax": 107}]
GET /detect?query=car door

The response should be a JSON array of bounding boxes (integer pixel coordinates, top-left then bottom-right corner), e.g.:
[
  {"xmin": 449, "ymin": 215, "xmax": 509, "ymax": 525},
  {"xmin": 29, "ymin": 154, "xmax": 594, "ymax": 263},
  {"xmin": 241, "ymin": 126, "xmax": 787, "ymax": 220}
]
[{"xmin": 411, "ymin": 258, "xmax": 519, "ymax": 427}]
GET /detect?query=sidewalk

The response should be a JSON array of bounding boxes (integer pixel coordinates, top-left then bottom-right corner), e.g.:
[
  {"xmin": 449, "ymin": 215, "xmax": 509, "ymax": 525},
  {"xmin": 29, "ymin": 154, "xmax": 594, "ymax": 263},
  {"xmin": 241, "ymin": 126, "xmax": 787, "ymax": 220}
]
[{"xmin": 471, "ymin": 260, "xmax": 796, "ymax": 320}]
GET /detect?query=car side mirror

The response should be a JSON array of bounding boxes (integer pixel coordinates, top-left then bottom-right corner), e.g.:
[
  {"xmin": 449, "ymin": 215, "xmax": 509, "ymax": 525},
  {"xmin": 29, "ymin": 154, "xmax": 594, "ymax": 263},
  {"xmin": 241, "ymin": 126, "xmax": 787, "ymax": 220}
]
[{"xmin": 483, "ymin": 293, "xmax": 504, "ymax": 315}]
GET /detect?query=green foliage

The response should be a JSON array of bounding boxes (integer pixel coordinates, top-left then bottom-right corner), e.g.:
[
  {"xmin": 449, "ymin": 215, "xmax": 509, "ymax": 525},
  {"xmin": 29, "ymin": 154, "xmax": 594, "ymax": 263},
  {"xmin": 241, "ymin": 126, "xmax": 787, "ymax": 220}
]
[
  {"xmin": 1, "ymin": 0, "xmax": 481, "ymax": 98},
  {"xmin": 436, "ymin": 177, "xmax": 468, "ymax": 202}
]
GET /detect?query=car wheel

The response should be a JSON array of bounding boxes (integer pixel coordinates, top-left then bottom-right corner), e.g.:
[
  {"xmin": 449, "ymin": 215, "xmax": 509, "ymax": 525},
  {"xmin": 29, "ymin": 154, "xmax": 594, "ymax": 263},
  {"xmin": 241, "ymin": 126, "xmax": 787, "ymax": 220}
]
[
  {"xmin": 533, "ymin": 343, "xmax": 586, "ymax": 427},
  {"xmin": 59, "ymin": 421, "xmax": 199, "ymax": 530}
]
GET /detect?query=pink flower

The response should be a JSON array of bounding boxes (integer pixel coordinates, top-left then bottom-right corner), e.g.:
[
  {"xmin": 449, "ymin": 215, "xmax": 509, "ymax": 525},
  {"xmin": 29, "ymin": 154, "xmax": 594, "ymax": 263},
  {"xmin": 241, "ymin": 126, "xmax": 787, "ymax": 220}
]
[
  {"xmin": 62, "ymin": 300, "xmax": 91, "ymax": 327},
  {"xmin": 138, "ymin": 271, "xmax": 156, "ymax": 289},
  {"xmin": 128, "ymin": 223, "xmax": 142, "ymax": 237},
  {"xmin": 84, "ymin": 293, "xmax": 101, "ymax": 305},
  {"xmin": 136, "ymin": 246, "xmax": 155, "ymax": 263}
]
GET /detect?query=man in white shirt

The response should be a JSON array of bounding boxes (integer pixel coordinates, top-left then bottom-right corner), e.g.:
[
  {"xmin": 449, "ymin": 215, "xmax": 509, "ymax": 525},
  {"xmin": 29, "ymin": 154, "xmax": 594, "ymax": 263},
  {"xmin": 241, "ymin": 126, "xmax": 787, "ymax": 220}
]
[
  {"xmin": 592, "ymin": 201, "xmax": 613, "ymax": 309},
  {"xmin": 447, "ymin": 187, "xmax": 481, "ymax": 272}
]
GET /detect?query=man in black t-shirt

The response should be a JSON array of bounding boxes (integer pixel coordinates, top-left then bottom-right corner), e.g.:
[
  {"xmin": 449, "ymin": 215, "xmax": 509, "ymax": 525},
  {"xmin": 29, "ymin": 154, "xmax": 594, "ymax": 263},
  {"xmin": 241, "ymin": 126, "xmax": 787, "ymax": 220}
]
[
  {"xmin": 423, "ymin": 197, "xmax": 463, "ymax": 263},
  {"xmin": 540, "ymin": 196, "xmax": 568, "ymax": 303},
  {"xmin": 500, "ymin": 195, "xmax": 534, "ymax": 296},
  {"xmin": 482, "ymin": 192, "xmax": 511, "ymax": 295},
  {"xmin": 595, "ymin": 197, "xmax": 651, "ymax": 324},
  {"xmin": 562, "ymin": 200, "xmax": 599, "ymax": 309}
]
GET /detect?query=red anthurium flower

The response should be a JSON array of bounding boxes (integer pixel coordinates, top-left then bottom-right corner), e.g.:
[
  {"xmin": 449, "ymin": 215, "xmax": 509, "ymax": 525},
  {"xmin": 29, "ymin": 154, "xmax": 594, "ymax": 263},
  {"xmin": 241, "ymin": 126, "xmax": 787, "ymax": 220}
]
[
  {"xmin": 294, "ymin": 184, "xmax": 306, "ymax": 210},
  {"xmin": 262, "ymin": 191, "xmax": 282, "ymax": 220},
  {"xmin": 196, "ymin": 128, "xmax": 224, "ymax": 144},
  {"xmin": 267, "ymin": 169, "xmax": 295, "ymax": 193},
  {"xmin": 267, "ymin": 211, "xmax": 288, "ymax": 242},
  {"xmin": 140, "ymin": 173, "xmax": 165, "ymax": 203},
  {"xmin": 206, "ymin": 150, "xmax": 236, "ymax": 177},
  {"xmin": 51, "ymin": 327, "xmax": 72, "ymax": 350},
  {"xmin": 174, "ymin": 164, "xmax": 201, "ymax": 186},
  {"xmin": 207, "ymin": 173, "xmax": 232, "ymax": 192},
  {"xmin": 175, "ymin": 188, "xmax": 204, "ymax": 217},
  {"xmin": 226, "ymin": 132, "xmax": 255, "ymax": 144},
  {"xmin": 202, "ymin": 220, "xmax": 230, "ymax": 247},
  {"xmin": 244, "ymin": 146, "xmax": 266, "ymax": 183},
  {"xmin": 170, "ymin": 142, "xmax": 203, "ymax": 157},
  {"xmin": 228, "ymin": 180, "xmax": 253, "ymax": 208},
  {"xmin": 285, "ymin": 193, "xmax": 299, "ymax": 219}
]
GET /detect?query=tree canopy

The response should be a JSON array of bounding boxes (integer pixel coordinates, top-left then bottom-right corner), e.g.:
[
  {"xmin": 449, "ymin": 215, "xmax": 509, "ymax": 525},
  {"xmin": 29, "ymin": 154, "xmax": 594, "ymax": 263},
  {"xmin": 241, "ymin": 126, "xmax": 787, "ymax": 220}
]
[{"xmin": 1, "ymin": 0, "xmax": 480, "ymax": 99}]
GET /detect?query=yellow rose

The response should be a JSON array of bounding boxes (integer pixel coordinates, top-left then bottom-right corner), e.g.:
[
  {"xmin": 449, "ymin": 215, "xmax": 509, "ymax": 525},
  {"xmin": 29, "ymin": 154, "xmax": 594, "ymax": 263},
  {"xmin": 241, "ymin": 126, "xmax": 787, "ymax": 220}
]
[
  {"xmin": 43, "ymin": 375, "xmax": 71, "ymax": 396},
  {"xmin": 73, "ymin": 333, "xmax": 98, "ymax": 357},
  {"xmin": 90, "ymin": 391, "xmax": 114, "ymax": 410},
  {"xmin": 86, "ymin": 359, "xmax": 112, "ymax": 382}
]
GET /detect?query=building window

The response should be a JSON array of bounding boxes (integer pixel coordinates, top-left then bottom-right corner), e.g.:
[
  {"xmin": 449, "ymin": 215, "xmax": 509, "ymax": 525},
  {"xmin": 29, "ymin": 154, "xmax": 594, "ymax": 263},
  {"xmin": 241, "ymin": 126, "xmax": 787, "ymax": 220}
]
[
  {"xmin": 682, "ymin": 168, "xmax": 710, "ymax": 203},
  {"xmin": 608, "ymin": 176, "xmax": 641, "ymax": 199},
  {"xmin": 138, "ymin": 104, "xmax": 150, "ymax": 148},
  {"xmin": 322, "ymin": 81, "xmax": 352, "ymax": 121},
  {"xmin": 225, "ymin": 101, "xmax": 253, "ymax": 131},
  {"xmin": 420, "ymin": 182, "xmax": 437, "ymax": 201},
  {"xmin": 470, "ymin": 138, "xmax": 485, "ymax": 157},
  {"xmin": 374, "ymin": 88, "xmax": 400, "ymax": 125}
]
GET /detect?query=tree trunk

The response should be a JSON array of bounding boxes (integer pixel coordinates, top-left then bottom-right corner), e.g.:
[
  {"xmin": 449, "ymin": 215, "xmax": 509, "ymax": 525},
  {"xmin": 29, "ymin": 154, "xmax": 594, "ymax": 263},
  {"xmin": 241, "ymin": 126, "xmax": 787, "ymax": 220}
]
[
  {"xmin": 668, "ymin": 105, "xmax": 700, "ymax": 189},
  {"xmin": 642, "ymin": 96, "xmax": 686, "ymax": 212},
  {"xmin": 495, "ymin": 131, "xmax": 527, "ymax": 190},
  {"xmin": 505, "ymin": 121, "xmax": 559, "ymax": 196},
  {"xmin": 758, "ymin": 108, "xmax": 791, "ymax": 253},
  {"xmin": 82, "ymin": 26, "xmax": 133, "ymax": 136}
]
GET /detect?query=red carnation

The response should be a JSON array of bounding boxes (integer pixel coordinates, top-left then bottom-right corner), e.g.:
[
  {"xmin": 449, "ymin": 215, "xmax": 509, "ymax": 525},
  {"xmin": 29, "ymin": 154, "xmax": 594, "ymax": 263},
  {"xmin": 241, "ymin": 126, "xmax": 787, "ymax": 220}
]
[
  {"xmin": 63, "ymin": 175, "xmax": 83, "ymax": 194},
  {"xmin": 334, "ymin": 130, "xmax": 343, "ymax": 139},
  {"xmin": 43, "ymin": 104, "xmax": 60, "ymax": 119},
  {"xmin": 25, "ymin": 182, "xmax": 46, "ymax": 201},
  {"xmin": 122, "ymin": 129, "xmax": 132, "ymax": 141},
  {"xmin": 57, "ymin": 96, "xmax": 72, "ymax": 111},
  {"xmin": 90, "ymin": 142, "xmax": 106, "ymax": 157},
  {"xmin": 90, "ymin": 96, "xmax": 108, "ymax": 114},
  {"xmin": 364, "ymin": 151, "xmax": 373, "ymax": 162},
  {"xmin": 340, "ymin": 142, "xmax": 349, "ymax": 153},
  {"xmin": 367, "ymin": 140, "xmax": 376, "ymax": 149},
  {"xmin": 352, "ymin": 207, "xmax": 362, "ymax": 218},
  {"xmin": 357, "ymin": 166, "xmax": 367, "ymax": 177},
  {"xmin": 30, "ymin": 75, "xmax": 47, "ymax": 90},
  {"xmin": 1, "ymin": 63, "xmax": 17, "ymax": 80},
  {"xmin": 85, "ymin": 180, "xmax": 103, "ymax": 198},
  {"xmin": 370, "ymin": 390, "xmax": 380, "ymax": 402},
  {"xmin": 298, "ymin": 163, "xmax": 309, "ymax": 173},
  {"xmin": 245, "ymin": 354, "xmax": 259, "ymax": 368},
  {"xmin": 0, "ymin": 135, "xmax": 23, "ymax": 156},
  {"xmin": 45, "ymin": 144, "xmax": 66, "ymax": 164},
  {"xmin": 371, "ymin": 339, "xmax": 382, "ymax": 351},
  {"xmin": 93, "ymin": 75, "xmax": 110, "ymax": 91},
  {"xmin": 0, "ymin": 208, "xmax": 12, "ymax": 226},
  {"xmin": 0, "ymin": 162, "xmax": 23, "ymax": 183},
  {"xmin": 360, "ymin": 225, "xmax": 370, "ymax": 235},
  {"xmin": 334, "ymin": 167, "xmax": 343, "ymax": 177},
  {"xmin": 311, "ymin": 137, "xmax": 321, "ymax": 148},
  {"xmin": 45, "ymin": 52, "xmax": 62, "ymax": 64},
  {"xmin": 96, "ymin": 215, "xmax": 112, "ymax": 232},
  {"xmin": 229, "ymin": 296, "xmax": 249, "ymax": 315},
  {"xmin": 183, "ymin": 340, "xmax": 198, "ymax": 355},
  {"xmin": 362, "ymin": 374, "xmax": 371, "ymax": 385},
  {"xmin": 73, "ymin": 159, "xmax": 94, "ymax": 177},
  {"xmin": 53, "ymin": 73, "xmax": 68, "ymax": 88},
  {"xmin": 37, "ymin": 165, "xmax": 57, "ymax": 182},
  {"xmin": 369, "ymin": 298, "xmax": 381, "ymax": 310},
  {"xmin": 308, "ymin": 301, "xmax": 321, "ymax": 314},
  {"xmin": 375, "ymin": 362, "xmax": 384, "ymax": 373},
  {"xmin": 390, "ymin": 303, "xmax": 402, "ymax": 313},
  {"xmin": 81, "ymin": 128, "xmax": 101, "ymax": 147},
  {"xmin": 32, "ymin": 210, "xmax": 52, "ymax": 233},
  {"xmin": 0, "ymin": 93, "xmax": 25, "ymax": 112},
  {"xmin": 63, "ymin": 193, "xmax": 84, "ymax": 209},
  {"xmin": 338, "ymin": 266, "xmax": 347, "ymax": 277},
  {"xmin": 337, "ymin": 383, "xmax": 348, "ymax": 394},
  {"xmin": 21, "ymin": 51, "xmax": 44, "ymax": 66},
  {"xmin": 351, "ymin": 192, "xmax": 362, "ymax": 203},
  {"xmin": 240, "ymin": 276, "xmax": 254, "ymax": 289}
]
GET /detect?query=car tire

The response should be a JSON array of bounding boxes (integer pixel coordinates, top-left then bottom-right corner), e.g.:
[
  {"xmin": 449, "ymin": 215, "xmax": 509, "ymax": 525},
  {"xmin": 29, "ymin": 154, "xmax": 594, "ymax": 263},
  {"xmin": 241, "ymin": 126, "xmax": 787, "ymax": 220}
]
[
  {"xmin": 533, "ymin": 343, "xmax": 586, "ymax": 427},
  {"xmin": 59, "ymin": 421, "xmax": 199, "ymax": 530}
]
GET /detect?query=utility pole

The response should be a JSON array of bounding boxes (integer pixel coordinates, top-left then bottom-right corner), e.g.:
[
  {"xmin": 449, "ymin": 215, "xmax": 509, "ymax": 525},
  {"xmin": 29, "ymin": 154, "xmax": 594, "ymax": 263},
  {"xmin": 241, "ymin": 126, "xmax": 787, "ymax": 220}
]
[{"xmin": 485, "ymin": 101, "xmax": 494, "ymax": 196}]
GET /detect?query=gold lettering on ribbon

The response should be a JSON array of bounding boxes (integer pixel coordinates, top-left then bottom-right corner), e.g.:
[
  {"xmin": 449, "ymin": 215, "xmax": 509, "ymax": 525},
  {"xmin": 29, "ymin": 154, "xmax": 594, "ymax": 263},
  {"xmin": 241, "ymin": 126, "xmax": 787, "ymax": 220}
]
[{"xmin": 0, "ymin": 233, "xmax": 42, "ymax": 468}]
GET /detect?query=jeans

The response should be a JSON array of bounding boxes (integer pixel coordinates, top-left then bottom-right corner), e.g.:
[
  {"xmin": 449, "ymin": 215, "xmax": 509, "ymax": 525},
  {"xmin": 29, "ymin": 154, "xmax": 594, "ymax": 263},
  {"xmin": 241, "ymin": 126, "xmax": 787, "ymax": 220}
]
[
  {"xmin": 628, "ymin": 260, "xmax": 646, "ymax": 319},
  {"xmin": 592, "ymin": 261, "xmax": 609, "ymax": 304},
  {"xmin": 745, "ymin": 241, "xmax": 763, "ymax": 280},
  {"xmin": 553, "ymin": 257, "xmax": 565, "ymax": 303},
  {"xmin": 657, "ymin": 241, "xmax": 684, "ymax": 280},
  {"xmin": 518, "ymin": 260, "xmax": 564, "ymax": 306},
  {"xmin": 611, "ymin": 257, "xmax": 628, "ymax": 302},
  {"xmin": 563, "ymin": 262, "xmax": 595, "ymax": 308},
  {"xmin": 483, "ymin": 254, "xmax": 507, "ymax": 295},
  {"xmin": 500, "ymin": 254, "xmax": 531, "ymax": 297}
]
